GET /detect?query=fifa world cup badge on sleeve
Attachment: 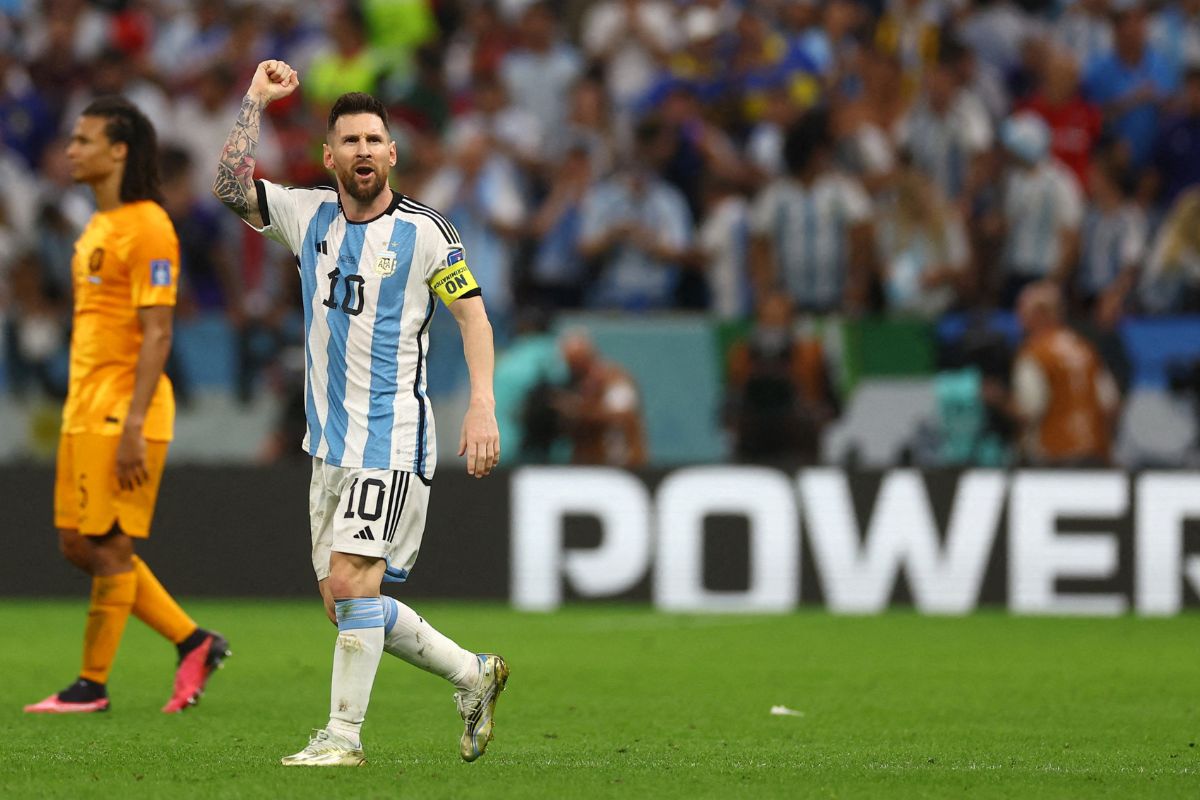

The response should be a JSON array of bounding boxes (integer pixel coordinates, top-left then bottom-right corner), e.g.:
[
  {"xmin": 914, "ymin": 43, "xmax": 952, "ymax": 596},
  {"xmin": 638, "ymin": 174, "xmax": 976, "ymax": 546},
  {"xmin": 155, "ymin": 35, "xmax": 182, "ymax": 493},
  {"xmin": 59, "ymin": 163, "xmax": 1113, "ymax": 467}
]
[
  {"xmin": 150, "ymin": 259, "xmax": 172, "ymax": 286},
  {"xmin": 430, "ymin": 249, "xmax": 479, "ymax": 305}
]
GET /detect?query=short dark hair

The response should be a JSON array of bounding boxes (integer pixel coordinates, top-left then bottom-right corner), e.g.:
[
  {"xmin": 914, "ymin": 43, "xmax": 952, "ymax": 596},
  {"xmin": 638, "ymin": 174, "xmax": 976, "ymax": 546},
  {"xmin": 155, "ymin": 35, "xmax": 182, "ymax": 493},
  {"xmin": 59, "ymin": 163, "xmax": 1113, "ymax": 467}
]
[
  {"xmin": 82, "ymin": 95, "xmax": 163, "ymax": 204},
  {"xmin": 327, "ymin": 92, "xmax": 390, "ymax": 134},
  {"xmin": 783, "ymin": 108, "xmax": 832, "ymax": 176}
]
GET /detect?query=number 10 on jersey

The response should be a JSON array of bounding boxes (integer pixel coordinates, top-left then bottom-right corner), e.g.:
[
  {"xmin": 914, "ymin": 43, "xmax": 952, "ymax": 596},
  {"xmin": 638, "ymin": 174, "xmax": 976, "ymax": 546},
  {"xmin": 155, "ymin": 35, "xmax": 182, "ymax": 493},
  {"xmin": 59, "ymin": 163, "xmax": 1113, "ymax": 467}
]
[{"xmin": 322, "ymin": 268, "xmax": 366, "ymax": 316}]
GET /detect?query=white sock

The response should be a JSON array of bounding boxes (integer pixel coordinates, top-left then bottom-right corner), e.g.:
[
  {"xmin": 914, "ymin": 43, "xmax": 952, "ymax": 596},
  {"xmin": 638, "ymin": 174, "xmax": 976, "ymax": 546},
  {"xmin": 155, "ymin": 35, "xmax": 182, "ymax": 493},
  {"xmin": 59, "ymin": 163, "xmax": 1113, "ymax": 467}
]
[
  {"xmin": 327, "ymin": 598, "xmax": 386, "ymax": 748},
  {"xmin": 381, "ymin": 595, "xmax": 480, "ymax": 691}
]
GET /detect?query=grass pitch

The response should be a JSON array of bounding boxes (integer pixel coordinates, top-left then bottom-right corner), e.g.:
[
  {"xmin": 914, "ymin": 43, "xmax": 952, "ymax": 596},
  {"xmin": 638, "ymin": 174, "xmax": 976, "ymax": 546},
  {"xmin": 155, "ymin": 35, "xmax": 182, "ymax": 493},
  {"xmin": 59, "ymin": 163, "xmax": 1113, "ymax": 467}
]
[{"xmin": 1, "ymin": 600, "xmax": 1196, "ymax": 799}]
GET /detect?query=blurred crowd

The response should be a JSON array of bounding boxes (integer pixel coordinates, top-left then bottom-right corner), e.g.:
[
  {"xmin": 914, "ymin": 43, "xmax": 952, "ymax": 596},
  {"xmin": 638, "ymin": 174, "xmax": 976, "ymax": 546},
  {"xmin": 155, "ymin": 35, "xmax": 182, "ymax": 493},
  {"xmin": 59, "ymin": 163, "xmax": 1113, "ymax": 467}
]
[{"xmin": 3, "ymin": 0, "xmax": 1200, "ymax": 466}]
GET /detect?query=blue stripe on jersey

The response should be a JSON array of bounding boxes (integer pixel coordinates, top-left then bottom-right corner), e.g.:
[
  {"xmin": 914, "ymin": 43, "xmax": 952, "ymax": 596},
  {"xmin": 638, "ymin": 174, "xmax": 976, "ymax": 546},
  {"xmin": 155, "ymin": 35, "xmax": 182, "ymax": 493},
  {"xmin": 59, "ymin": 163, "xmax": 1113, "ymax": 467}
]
[
  {"xmin": 300, "ymin": 202, "xmax": 340, "ymax": 455},
  {"xmin": 802, "ymin": 196, "xmax": 816, "ymax": 304},
  {"xmin": 323, "ymin": 222, "xmax": 368, "ymax": 465},
  {"xmin": 363, "ymin": 219, "xmax": 416, "ymax": 468},
  {"xmin": 412, "ymin": 294, "xmax": 436, "ymax": 475}
]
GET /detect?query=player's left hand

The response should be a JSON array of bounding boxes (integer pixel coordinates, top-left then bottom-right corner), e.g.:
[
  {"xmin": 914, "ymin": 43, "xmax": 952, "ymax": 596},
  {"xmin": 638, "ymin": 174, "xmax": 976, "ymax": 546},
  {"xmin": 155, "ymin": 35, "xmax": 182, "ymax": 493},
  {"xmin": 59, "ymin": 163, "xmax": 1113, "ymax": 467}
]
[
  {"xmin": 116, "ymin": 425, "xmax": 149, "ymax": 491},
  {"xmin": 458, "ymin": 402, "xmax": 500, "ymax": 478}
]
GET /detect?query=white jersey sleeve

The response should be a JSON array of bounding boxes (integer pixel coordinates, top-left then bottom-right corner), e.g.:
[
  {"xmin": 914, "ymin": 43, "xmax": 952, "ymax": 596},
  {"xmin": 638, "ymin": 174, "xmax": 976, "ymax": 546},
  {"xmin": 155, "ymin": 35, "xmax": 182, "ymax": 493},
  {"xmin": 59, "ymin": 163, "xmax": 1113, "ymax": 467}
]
[
  {"xmin": 401, "ymin": 200, "xmax": 479, "ymax": 307},
  {"xmin": 248, "ymin": 179, "xmax": 334, "ymax": 254}
]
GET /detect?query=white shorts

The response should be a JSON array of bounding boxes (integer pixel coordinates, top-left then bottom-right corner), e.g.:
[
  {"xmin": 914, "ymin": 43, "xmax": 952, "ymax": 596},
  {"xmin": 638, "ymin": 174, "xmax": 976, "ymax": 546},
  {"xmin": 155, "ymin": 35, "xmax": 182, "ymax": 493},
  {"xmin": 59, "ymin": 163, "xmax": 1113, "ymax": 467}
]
[{"xmin": 309, "ymin": 457, "xmax": 429, "ymax": 583}]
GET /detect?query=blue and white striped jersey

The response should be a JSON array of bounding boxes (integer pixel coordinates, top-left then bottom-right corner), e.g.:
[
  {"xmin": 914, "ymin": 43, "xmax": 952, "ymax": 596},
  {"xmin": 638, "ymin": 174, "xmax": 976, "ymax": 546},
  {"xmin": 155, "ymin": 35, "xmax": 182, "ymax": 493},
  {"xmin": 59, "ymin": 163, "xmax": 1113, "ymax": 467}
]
[{"xmin": 250, "ymin": 180, "xmax": 476, "ymax": 477}]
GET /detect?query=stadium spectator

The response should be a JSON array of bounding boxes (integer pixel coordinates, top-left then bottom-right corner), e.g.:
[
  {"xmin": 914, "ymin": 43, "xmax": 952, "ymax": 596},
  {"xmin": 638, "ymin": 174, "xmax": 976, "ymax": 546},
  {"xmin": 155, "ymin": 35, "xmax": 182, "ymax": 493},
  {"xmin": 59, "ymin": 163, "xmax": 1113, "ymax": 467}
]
[
  {"xmin": 3, "ymin": 250, "xmax": 68, "ymax": 399},
  {"xmin": 500, "ymin": 2, "xmax": 583, "ymax": 154},
  {"xmin": 694, "ymin": 174, "xmax": 751, "ymax": 321},
  {"xmin": 731, "ymin": 6, "xmax": 821, "ymax": 128},
  {"xmin": 0, "ymin": 142, "xmax": 39, "ymax": 263},
  {"xmin": 956, "ymin": 0, "xmax": 1039, "ymax": 77},
  {"xmin": 872, "ymin": 0, "xmax": 948, "ymax": 98},
  {"xmin": 448, "ymin": 73, "xmax": 544, "ymax": 173},
  {"xmin": 723, "ymin": 290, "xmax": 836, "ymax": 465},
  {"xmin": 750, "ymin": 110, "xmax": 873, "ymax": 314},
  {"xmin": 148, "ymin": 0, "xmax": 233, "ymax": 86},
  {"xmin": 1, "ymin": 36, "xmax": 56, "ymax": 169},
  {"xmin": 1083, "ymin": 2, "xmax": 1177, "ymax": 168},
  {"xmin": 261, "ymin": 2, "xmax": 328, "ymax": 79},
  {"xmin": 556, "ymin": 76, "xmax": 617, "ymax": 177},
  {"xmin": 360, "ymin": 0, "xmax": 439, "ymax": 71},
  {"xmin": 1140, "ymin": 187, "xmax": 1200, "ymax": 313},
  {"xmin": 782, "ymin": 0, "xmax": 862, "ymax": 81},
  {"xmin": 655, "ymin": 82, "xmax": 744, "ymax": 222},
  {"xmin": 895, "ymin": 41, "xmax": 993, "ymax": 208},
  {"xmin": 1077, "ymin": 151, "xmax": 1147, "ymax": 327},
  {"xmin": 832, "ymin": 47, "xmax": 907, "ymax": 188},
  {"xmin": 997, "ymin": 111, "xmax": 1084, "ymax": 306},
  {"xmin": 525, "ymin": 144, "xmax": 591, "ymax": 311},
  {"xmin": 1149, "ymin": 0, "xmax": 1200, "ymax": 79},
  {"xmin": 23, "ymin": 0, "xmax": 110, "ymax": 67},
  {"xmin": 1012, "ymin": 281, "xmax": 1119, "ymax": 466},
  {"xmin": 303, "ymin": 4, "xmax": 381, "ymax": 108},
  {"xmin": 745, "ymin": 84, "xmax": 800, "ymax": 183},
  {"xmin": 557, "ymin": 329, "xmax": 647, "ymax": 467},
  {"xmin": 420, "ymin": 126, "xmax": 526, "ymax": 337},
  {"xmin": 159, "ymin": 146, "xmax": 235, "ymax": 314},
  {"xmin": 1148, "ymin": 65, "xmax": 1200, "ymax": 208},
  {"xmin": 581, "ymin": 0, "xmax": 678, "ymax": 113},
  {"xmin": 31, "ymin": 136, "xmax": 90, "ymax": 299},
  {"xmin": 577, "ymin": 117, "xmax": 693, "ymax": 311},
  {"xmin": 443, "ymin": 1, "xmax": 513, "ymax": 98},
  {"xmin": 874, "ymin": 162, "xmax": 971, "ymax": 318},
  {"xmin": 1020, "ymin": 49, "xmax": 1102, "ymax": 190},
  {"xmin": 61, "ymin": 48, "xmax": 173, "ymax": 143},
  {"xmin": 1054, "ymin": 0, "xmax": 1114, "ymax": 71}
]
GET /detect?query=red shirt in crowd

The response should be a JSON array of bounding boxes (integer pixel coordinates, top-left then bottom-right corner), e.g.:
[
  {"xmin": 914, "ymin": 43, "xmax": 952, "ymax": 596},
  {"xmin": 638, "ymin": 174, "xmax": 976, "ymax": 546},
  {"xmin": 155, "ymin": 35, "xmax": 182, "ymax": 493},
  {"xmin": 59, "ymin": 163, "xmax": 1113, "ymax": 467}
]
[{"xmin": 1019, "ymin": 95, "xmax": 1102, "ymax": 189}]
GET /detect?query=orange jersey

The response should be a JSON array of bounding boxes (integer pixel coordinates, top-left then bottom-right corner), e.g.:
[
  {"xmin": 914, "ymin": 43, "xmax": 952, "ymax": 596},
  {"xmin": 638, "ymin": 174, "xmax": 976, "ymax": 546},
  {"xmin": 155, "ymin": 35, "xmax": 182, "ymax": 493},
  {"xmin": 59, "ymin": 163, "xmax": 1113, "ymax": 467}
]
[{"xmin": 61, "ymin": 200, "xmax": 178, "ymax": 441}]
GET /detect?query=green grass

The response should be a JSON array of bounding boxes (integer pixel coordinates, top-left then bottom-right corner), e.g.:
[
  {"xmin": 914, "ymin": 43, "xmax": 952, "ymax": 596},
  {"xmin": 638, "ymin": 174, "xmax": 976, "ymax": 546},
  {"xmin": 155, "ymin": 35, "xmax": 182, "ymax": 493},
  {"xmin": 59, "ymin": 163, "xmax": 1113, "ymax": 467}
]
[{"xmin": 1, "ymin": 601, "xmax": 1197, "ymax": 799}]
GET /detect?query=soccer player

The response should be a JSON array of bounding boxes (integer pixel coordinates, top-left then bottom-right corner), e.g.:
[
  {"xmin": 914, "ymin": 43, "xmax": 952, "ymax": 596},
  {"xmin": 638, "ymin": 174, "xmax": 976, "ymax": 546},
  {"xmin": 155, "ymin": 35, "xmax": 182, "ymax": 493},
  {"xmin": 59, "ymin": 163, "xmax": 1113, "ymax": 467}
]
[
  {"xmin": 25, "ymin": 97, "xmax": 229, "ymax": 715},
  {"xmin": 213, "ymin": 61, "xmax": 507, "ymax": 767}
]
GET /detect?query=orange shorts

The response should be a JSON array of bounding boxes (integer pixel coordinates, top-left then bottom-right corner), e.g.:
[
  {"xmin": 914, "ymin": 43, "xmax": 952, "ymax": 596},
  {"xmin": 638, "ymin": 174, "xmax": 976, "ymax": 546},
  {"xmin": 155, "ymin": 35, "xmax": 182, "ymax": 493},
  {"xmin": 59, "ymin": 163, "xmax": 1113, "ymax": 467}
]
[{"xmin": 54, "ymin": 432, "xmax": 169, "ymax": 537}]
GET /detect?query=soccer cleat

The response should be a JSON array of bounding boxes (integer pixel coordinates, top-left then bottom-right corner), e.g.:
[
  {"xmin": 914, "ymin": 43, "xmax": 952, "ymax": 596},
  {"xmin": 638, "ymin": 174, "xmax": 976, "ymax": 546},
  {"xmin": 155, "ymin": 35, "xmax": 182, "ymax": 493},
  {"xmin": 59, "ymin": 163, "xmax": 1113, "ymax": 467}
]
[
  {"xmin": 280, "ymin": 729, "xmax": 367, "ymax": 766},
  {"xmin": 25, "ymin": 678, "xmax": 110, "ymax": 714},
  {"xmin": 454, "ymin": 654, "xmax": 509, "ymax": 762},
  {"xmin": 24, "ymin": 694, "xmax": 110, "ymax": 714},
  {"xmin": 162, "ymin": 631, "xmax": 231, "ymax": 713}
]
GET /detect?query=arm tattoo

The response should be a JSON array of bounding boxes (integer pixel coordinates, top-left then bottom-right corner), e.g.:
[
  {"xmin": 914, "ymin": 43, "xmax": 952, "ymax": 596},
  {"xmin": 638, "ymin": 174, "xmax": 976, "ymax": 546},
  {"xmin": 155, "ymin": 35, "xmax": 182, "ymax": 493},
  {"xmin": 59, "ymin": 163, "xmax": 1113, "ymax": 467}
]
[{"xmin": 214, "ymin": 94, "xmax": 265, "ymax": 220}]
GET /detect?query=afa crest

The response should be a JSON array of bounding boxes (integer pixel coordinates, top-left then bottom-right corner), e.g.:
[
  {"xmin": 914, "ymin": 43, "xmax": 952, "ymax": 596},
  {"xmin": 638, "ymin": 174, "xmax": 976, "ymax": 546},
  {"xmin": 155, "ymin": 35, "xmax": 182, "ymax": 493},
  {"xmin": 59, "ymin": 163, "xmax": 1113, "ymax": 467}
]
[{"xmin": 375, "ymin": 251, "xmax": 397, "ymax": 277}]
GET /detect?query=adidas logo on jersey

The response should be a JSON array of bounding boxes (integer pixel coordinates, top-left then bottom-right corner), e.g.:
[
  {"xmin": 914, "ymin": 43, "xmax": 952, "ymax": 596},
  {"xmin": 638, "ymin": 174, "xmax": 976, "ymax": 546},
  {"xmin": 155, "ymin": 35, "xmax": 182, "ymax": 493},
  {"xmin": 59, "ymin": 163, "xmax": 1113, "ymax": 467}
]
[
  {"xmin": 353, "ymin": 527, "xmax": 375, "ymax": 541},
  {"xmin": 315, "ymin": 240, "xmax": 329, "ymax": 255}
]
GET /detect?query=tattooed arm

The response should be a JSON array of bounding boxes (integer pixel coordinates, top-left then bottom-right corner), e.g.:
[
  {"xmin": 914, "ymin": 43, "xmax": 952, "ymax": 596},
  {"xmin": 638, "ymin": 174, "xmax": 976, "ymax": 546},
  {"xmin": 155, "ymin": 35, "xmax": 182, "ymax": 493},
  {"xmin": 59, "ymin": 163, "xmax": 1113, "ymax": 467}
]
[{"xmin": 213, "ymin": 60, "xmax": 299, "ymax": 226}]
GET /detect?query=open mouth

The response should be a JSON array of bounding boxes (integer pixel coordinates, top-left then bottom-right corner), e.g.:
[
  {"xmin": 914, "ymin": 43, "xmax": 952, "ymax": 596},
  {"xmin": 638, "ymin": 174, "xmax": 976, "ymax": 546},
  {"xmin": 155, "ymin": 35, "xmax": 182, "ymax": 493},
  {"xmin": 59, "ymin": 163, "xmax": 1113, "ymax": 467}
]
[{"xmin": 355, "ymin": 165, "xmax": 375, "ymax": 178}]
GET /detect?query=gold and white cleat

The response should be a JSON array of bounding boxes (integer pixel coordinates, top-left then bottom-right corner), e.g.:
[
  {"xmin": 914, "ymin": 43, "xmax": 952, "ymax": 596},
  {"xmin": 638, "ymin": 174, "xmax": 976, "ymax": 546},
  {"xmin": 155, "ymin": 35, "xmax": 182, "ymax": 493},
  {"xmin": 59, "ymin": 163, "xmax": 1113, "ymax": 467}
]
[
  {"xmin": 454, "ymin": 654, "xmax": 509, "ymax": 762},
  {"xmin": 280, "ymin": 728, "xmax": 367, "ymax": 767}
]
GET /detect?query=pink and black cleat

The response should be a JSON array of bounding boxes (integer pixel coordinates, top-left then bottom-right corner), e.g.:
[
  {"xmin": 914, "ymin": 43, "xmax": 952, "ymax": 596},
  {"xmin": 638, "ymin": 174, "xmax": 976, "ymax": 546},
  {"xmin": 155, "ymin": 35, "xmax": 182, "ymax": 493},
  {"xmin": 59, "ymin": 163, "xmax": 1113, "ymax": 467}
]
[
  {"xmin": 25, "ymin": 679, "xmax": 110, "ymax": 713},
  {"xmin": 162, "ymin": 631, "xmax": 231, "ymax": 713}
]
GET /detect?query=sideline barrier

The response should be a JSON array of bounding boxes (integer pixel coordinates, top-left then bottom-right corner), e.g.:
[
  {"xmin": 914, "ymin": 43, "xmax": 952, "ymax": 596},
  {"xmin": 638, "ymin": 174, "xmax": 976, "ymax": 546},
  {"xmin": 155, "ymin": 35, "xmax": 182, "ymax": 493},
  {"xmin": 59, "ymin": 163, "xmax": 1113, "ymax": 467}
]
[{"xmin": 2, "ymin": 465, "xmax": 1197, "ymax": 615}]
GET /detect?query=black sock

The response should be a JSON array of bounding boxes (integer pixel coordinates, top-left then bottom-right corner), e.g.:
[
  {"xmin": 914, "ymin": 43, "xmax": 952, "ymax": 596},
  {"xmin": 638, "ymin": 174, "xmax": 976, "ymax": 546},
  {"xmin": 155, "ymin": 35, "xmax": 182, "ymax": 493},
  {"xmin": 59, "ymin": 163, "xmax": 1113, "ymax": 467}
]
[
  {"xmin": 176, "ymin": 628, "xmax": 208, "ymax": 661},
  {"xmin": 59, "ymin": 678, "xmax": 106, "ymax": 702}
]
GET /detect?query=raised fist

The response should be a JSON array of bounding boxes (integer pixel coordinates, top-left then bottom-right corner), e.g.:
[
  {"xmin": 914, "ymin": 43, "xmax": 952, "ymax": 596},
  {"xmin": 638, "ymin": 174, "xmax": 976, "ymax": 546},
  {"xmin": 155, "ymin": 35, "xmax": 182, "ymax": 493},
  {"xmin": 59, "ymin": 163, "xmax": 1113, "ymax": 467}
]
[{"xmin": 248, "ymin": 60, "xmax": 300, "ymax": 104}]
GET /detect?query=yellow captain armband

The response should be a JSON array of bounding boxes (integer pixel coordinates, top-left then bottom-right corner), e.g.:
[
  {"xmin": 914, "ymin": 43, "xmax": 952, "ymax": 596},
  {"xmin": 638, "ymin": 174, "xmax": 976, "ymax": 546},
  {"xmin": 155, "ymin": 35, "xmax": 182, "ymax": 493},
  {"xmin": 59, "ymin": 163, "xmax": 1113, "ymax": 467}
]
[{"xmin": 429, "ymin": 263, "xmax": 479, "ymax": 305}]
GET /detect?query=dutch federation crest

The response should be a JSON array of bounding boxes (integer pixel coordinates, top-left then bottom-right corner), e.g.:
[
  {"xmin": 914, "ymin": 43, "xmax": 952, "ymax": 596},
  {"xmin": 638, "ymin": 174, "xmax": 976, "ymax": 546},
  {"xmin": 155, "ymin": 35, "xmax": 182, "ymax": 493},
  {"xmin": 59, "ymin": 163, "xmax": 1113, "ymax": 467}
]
[{"xmin": 375, "ymin": 250, "xmax": 397, "ymax": 277}]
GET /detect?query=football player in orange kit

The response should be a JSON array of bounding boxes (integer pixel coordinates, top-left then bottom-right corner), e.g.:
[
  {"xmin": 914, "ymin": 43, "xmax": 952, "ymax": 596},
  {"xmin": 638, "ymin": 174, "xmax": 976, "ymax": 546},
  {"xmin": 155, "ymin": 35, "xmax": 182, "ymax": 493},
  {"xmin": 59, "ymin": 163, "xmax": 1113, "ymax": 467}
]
[{"xmin": 25, "ymin": 97, "xmax": 229, "ymax": 714}]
